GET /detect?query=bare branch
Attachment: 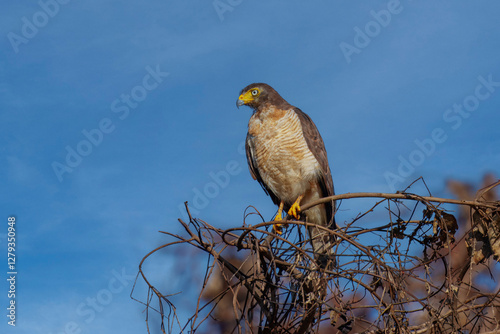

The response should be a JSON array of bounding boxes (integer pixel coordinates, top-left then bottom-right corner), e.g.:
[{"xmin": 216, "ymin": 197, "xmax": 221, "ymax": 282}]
[{"xmin": 134, "ymin": 181, "xmax": 500, "ymax": 333}]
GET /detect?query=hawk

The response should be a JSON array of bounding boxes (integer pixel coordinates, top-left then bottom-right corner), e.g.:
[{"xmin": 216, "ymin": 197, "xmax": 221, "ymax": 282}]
[{"xmin": 237, "ymin": 83, "xmax": 337, "ymax": 267}]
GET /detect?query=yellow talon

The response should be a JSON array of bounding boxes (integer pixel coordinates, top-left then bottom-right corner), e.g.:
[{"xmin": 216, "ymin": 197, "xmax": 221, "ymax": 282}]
[
  {"xmin": 273, "ymin": 201, "xmax": 285, "ymax": 235},
  {"xmin": 287, "ymin": 195, "xmax": 304, "ymax": 219},
  {"xmin": 273, "ymin": 223, "xmax": 283, "ymax": 235}
]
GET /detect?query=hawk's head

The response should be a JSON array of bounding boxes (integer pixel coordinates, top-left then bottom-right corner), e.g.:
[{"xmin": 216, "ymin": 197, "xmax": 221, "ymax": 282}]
[{"xmin": 237, "ymin": 83, "xmax": 288, "ymax": 110}]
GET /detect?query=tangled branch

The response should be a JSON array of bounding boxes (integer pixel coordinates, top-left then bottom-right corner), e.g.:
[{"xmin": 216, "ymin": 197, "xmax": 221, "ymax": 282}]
[{"xmin": 133, "ymin": 180, "xmax": 500, "ymax": 333}]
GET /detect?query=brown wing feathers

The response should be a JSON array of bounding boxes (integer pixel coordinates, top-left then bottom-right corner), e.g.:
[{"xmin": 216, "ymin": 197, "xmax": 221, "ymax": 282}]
[{"xmin": 294, "ymin": 108, "xmax": 337, "ymax": 229}]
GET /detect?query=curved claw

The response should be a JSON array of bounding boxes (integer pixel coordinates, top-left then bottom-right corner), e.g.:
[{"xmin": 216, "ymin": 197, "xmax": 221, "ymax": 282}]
[
  {"xmin": 273, "ymin": 223, "xmax": 284, "ymax": 235},
  {"xmin": 273, "ymin": 201, "xmax": 285, "ymax": 235},
  {"xmin": 287, "ymin": 195, "xmax": 304, "ymax": 219}
]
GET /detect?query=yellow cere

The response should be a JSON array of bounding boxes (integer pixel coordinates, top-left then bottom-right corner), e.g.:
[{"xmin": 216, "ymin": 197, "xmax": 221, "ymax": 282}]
[{"xmin": 238, "ymin": 87, "xmax": 260, "ymax": 103}]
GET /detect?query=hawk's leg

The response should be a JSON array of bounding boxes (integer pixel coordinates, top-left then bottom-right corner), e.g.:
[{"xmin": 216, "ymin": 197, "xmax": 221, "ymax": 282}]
[
  {"xmin": 273, "ymin": 201, "xmax": 285, "ymax": 235},
  {"xmin": 288, "ymin": 195, "xmax": 304, "ymax": 219}
]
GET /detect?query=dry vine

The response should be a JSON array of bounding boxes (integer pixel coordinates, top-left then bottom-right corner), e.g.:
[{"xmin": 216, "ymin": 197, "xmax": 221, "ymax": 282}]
[{"xmin": 132, "ymin": 179, "xmax": 500, "ymax": 333}]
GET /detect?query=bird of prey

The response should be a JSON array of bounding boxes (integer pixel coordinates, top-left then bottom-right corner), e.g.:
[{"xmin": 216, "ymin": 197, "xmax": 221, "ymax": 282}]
[{"xmin": 237, "ymin": 83, "xmax": 336, "ymax": 267}]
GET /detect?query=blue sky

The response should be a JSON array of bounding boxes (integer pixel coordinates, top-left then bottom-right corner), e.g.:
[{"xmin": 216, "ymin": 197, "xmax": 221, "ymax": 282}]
[{"xmin": 1, "ymin": 1, "xmax": 500, "ymax": 333}]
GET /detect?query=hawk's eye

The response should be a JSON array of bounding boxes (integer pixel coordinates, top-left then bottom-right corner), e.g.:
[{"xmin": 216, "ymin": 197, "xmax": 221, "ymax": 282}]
[{"xmin": 251, "ymin": 89, "xmax": 259, "ymax": 96}]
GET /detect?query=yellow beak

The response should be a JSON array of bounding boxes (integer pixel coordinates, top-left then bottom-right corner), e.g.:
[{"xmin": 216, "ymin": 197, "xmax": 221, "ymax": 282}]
[{"xmin": 236, "ymin": 91, "xmax": 254, "ymax": 108}]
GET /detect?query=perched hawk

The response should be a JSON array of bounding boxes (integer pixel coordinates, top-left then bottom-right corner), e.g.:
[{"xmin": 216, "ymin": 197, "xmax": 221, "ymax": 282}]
[{"xmin": 237, "ymin": 83, "xmax": 336, "ymax": 267}]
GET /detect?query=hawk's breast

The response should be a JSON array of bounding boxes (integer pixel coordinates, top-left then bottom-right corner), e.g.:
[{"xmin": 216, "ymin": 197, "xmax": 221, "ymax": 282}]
[{"xmin": 248, "ymin": 107, "xmax": 321, "ymax": 204}]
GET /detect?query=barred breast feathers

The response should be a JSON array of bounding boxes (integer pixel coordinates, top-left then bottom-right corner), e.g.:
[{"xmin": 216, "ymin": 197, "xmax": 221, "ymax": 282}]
[{"xmin": 248, "ymin": 107, "xmax": 321, "ymax": 202}]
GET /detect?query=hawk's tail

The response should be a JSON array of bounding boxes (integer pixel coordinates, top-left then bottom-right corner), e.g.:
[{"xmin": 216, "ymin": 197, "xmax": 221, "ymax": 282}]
[{"xmin": 308, "ymin": 215, "xmax": 337, "ymax": 270}]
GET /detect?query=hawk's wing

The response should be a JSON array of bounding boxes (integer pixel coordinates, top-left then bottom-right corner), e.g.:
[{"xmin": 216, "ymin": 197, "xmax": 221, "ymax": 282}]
[
  {"xmin": 294, "ymin": 108, "xmax": 336, "ymax": 229},
  {"xmin": 245, "ymin": 133, "xmax": 282, "ymax": 207}
]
